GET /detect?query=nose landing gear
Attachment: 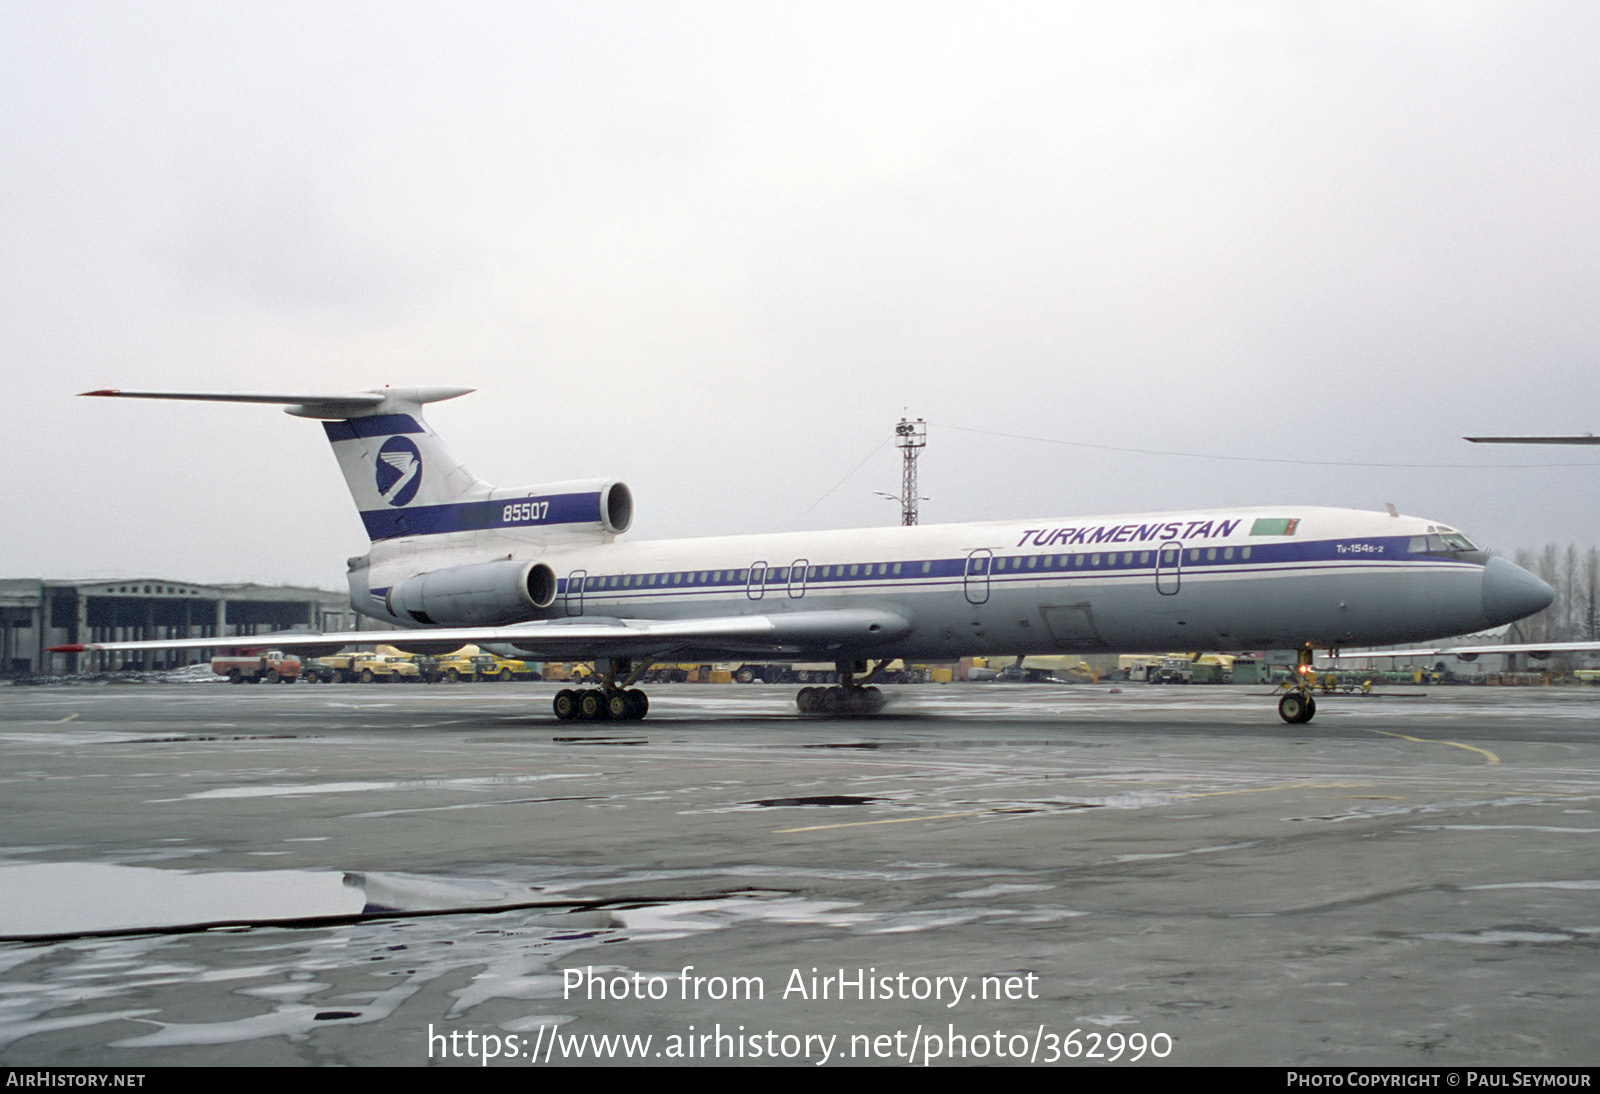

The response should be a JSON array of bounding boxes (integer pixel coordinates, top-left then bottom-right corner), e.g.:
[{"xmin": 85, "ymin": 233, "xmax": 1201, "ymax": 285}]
[{"xmin": 1277, "ymin": 648, "xmax": 1318, "ymax": 724}]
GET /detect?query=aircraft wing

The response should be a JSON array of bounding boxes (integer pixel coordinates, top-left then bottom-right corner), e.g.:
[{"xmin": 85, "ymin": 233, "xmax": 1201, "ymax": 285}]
[
  {"xmin": 50, "ymin": 608, "xmax": 913, "ymax": 663},
  {"xmin": 1464, "ymin": 435, "xmax": 1600, "ymax": 445}
]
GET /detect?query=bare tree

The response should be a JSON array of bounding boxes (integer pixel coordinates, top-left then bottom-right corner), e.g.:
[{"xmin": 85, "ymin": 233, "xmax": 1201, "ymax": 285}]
[
  {"xmin": 1586, "ymin": 546, "xmax": 1599, "ymax": 641},
  {"xmin": 1538, "ymin": 544, "xmax": 1560, "ymax": 641},
  {"xmin": 1565, "ymin": 543, "xmax": 1580, "ymax": 640}
]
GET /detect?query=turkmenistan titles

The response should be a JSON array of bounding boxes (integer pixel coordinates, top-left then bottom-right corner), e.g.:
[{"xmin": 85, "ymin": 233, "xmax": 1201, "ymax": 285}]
[{"xmin": 1016, "ymin": 517, "xmax": 1245, "ymax": 548}]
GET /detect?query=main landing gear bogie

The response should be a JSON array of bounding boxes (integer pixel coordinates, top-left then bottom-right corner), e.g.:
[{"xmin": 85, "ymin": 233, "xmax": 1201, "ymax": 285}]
[
  {"xmin": 552, "ymin": 657, "xmax": 652, "ymax": 722},
  {"xmin": 553, "ymin": 687, "xmax": 649, "ymax": 722},
  {"xmin": 795, "ymin": 660, "xmax": 892, "ymax": 716},
  {"xmin": 796, "ymin": 684, "xmax": 885, "ymax": 716}
]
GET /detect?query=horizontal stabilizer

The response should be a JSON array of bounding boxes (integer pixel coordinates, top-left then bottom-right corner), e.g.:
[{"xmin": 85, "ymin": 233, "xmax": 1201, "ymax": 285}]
[{"xmin": 80, "ymin": 387, "xmax": 473, "ymax": 420}]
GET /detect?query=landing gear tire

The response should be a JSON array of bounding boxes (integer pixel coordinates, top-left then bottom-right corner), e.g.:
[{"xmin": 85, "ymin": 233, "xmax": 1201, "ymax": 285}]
[
  {"xmin": 578, "ymin": 689, "xmax": 606, "ymax": 721},
  {"xmin": 553, "ymin": 689, "xmax": 578, "ymax": 721},
  {"xmin": 605, "ymin": 690, "xmax": 630, "ymax": 720},
  {"xmin": 599, "ymin": 689, "xmax": 649, "ymax": 721},
  {"xmin": 1278, "ymin": 692, "xmax": 1317, "ymax": 724}
]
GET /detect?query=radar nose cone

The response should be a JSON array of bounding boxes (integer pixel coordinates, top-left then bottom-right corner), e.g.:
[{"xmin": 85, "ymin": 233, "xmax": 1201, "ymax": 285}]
[{"xmin": 1482, "ymin": 556, "xmax": 1555, "ymax": 625}]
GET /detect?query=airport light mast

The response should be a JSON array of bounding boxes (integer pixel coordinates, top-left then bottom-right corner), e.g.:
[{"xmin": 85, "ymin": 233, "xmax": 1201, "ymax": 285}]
[{"xmin": 895, "ymin": 417, "xmax": 927, "ymax": 526}]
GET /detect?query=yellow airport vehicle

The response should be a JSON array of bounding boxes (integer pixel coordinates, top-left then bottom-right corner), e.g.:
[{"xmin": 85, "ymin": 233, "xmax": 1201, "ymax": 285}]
[
  {"xmin": 477, "ymin": 655, "xmax": 536, "ymax": 681},
  {"xmin": 352, "ymin": 652, "xmax": 421, "ymax": 683}
]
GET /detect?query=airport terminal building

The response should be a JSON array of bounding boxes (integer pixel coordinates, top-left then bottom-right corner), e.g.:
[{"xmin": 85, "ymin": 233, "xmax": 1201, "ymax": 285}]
[{"xmin": 0, "ymin": 578, "xmax": 356, "ymax": 675}]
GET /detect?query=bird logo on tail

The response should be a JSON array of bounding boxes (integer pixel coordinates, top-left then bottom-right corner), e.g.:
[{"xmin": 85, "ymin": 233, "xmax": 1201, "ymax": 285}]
[{"xmin": 375, "ymin": 436, "xmax": 423, "ymax": 506}]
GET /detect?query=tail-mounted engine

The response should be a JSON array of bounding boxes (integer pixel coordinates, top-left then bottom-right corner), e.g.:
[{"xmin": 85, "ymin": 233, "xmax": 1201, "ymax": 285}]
[
  {"xmin": 490, "ymin": 479, "xmax": 632, "ymax": 541},
  {"xmin": 385, "ymin": 559, "xmax": 558, "ymax": 626}
]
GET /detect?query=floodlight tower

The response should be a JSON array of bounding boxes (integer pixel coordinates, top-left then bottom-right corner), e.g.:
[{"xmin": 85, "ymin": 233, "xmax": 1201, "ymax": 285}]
[{"xmin": 894, "ymin": 417, "xmax": 927, "ymax": 526}]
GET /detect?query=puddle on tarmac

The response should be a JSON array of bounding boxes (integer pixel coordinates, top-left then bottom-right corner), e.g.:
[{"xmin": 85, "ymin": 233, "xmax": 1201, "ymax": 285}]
[
  {"xmin": 0, "ymin": 860, "xmax": 1097, "ymax": 1053},
  {"xmin": 745, "ymin": 795, "xmax": 886, "ymax": 808}
]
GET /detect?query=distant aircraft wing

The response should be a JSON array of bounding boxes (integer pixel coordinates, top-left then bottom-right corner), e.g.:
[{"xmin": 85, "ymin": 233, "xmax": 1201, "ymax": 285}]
[
  {"xmin": 1327, "ymin": 640, "xmax": 1600, "ymax": 661},
  {"xmin": 1464, "ymin": 436, "xmax": 1600, "ymax": 445},
  {"xmin": 50, "ymin": 608, "xmax": 913, "ymax": 662}
]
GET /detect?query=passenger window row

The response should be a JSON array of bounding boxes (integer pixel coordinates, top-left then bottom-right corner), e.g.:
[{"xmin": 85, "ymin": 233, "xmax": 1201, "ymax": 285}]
[{"xmin": 572, "ymin": 546, "xmax": 1260, "ymax": 592}]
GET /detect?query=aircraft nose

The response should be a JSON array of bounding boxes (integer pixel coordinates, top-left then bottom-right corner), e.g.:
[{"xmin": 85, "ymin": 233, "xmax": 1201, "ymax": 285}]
[{"xmin": 1482, "ymin": 555, "xmax": 1555, "ymax": 625}]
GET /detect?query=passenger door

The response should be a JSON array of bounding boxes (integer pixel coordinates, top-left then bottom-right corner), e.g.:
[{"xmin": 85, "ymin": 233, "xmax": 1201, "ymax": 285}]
[
  {"xmin": 964, "ymin": 549, "xmax": 993, "ymax": 605},
  {"xmin": 1155, "ymin": 542, "xmax": 1182, "ymax": 596}
]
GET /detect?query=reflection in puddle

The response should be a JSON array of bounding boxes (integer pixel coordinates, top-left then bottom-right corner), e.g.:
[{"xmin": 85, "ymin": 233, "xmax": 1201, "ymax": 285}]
[
  {"xmin": 0, "ymin": 892, "xmax": 874, "ymax": 1051},
  {"xmin": 0, "ymin": 864, "xmax": 550, "ymax": 939},
  {"xmin": 1415, "ymin": 929, "xmax": 1580, "ymax": 944},
  {"xmin": 0, "ymin": 862, "xmax": 1090, "ymax": 1054},
  {"xmin": 157, "ymin": 771, "xmax": 595, "ymax": 802}
]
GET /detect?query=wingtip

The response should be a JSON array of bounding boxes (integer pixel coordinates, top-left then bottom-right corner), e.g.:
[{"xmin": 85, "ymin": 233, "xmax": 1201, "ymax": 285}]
[{"xmin": 79, "ymin": 389, "xmax": 118, "ymax": 397}]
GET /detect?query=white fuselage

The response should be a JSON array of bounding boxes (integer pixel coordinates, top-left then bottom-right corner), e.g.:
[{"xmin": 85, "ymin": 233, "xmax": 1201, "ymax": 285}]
[{"xmin": 351, "ymin": 505, "xmax": 1525, "ymax": 662}]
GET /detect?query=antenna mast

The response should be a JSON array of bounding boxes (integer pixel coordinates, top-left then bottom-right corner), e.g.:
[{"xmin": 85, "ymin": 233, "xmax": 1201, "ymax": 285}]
[{"xmin": 894, "ymin": 418, "xmax": 927, "ymax": 526}]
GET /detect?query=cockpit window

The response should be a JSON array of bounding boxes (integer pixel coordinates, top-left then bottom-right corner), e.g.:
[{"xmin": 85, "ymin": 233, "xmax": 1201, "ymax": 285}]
[{"xmin": 1410, "ymin": 533, "xmax": 1481, "ymax": 555}]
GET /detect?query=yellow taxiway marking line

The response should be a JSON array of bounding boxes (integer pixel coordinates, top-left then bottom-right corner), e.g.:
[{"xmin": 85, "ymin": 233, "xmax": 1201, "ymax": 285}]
[
  {"xmin": 53, "ymin": 714, "xmax": 78, "ymax": 724},
  {"xmin": 1367, "ymin": 729, "xmax": 1499, "ymax": 764}
]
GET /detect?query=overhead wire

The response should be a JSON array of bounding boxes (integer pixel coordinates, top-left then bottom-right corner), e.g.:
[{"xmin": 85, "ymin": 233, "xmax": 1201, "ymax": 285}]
[{"xmin": 797, "ymin": 436, "xmax": 891, "ymax": 518}]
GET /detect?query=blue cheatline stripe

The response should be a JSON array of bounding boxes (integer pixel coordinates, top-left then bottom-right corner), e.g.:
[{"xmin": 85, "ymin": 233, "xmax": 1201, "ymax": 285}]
[
  {"xmin": 546, "ymin": 562, "xmax": 1467, "ymax": 607},
  {"xmin": 322, "ymin": 415, "xmax": 425, "ymax": 442},
  {"xmin": 361, "ymin": 491, "xmax": 604, "ymax": 540},
  {"xmin": 537, "ymin": 534, "xmax": 1465, "ymax": 594},
  {"xmin": 540, "ymin": 537, "xmax": 1473, "ymax": 596}
]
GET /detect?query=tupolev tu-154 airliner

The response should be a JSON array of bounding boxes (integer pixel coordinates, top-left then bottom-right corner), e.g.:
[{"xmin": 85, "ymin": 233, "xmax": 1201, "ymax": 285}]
[{"xmin": 55, "ymin": 386, "xmax": 1555, "ymax": 724}]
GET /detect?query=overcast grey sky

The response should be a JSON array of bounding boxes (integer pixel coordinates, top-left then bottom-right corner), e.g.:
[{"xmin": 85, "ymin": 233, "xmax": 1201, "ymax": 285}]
[{"xmin": 5, "ymin": 1, "xmax": 1599, "ymax": 588}]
